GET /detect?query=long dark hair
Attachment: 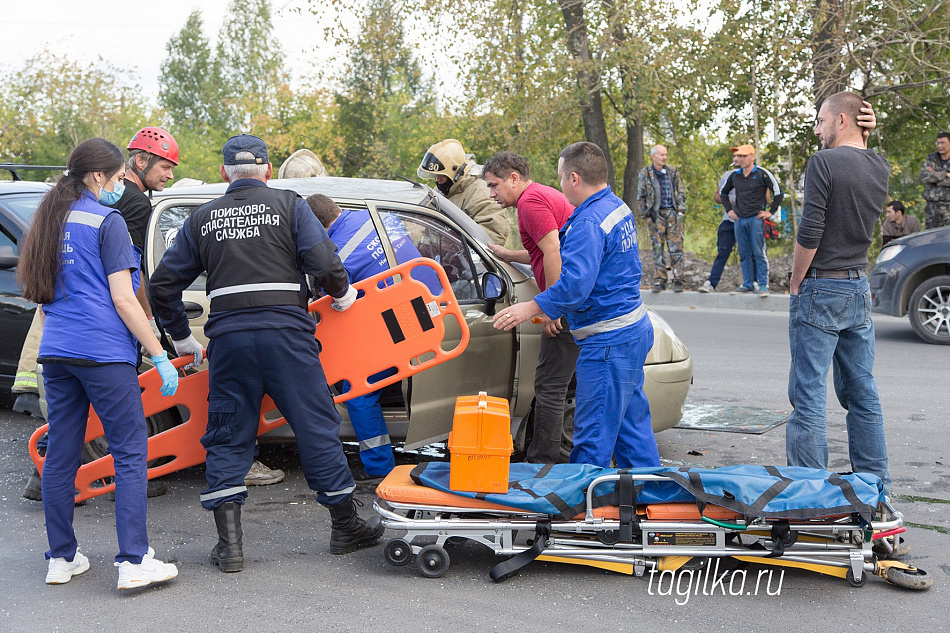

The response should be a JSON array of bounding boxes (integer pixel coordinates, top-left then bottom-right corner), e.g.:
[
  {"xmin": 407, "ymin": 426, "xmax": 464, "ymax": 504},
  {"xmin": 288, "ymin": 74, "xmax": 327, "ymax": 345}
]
[{"xmin": 17, "ymin": 138, "xmax": 125, "ymax": 304}]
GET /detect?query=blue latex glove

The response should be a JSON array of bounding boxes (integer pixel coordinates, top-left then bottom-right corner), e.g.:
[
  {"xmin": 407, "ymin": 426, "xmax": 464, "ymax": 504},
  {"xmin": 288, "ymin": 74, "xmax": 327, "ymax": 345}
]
[{"xmin": 151, "ymin": 351, "xmax": 179, "ymax": 397}]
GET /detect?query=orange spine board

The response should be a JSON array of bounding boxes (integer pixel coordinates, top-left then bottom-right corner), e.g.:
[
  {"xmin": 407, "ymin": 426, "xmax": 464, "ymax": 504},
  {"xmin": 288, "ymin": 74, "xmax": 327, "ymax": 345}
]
[{"xmin": 30, "ymin": 258, "xmax": 469, "ymax": 502}]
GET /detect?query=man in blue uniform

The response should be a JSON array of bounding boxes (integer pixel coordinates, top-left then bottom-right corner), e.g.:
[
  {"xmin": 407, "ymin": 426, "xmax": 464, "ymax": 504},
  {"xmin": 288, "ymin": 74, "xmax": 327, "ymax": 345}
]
[
  {"xmin": 307, "ymin": 194, "xmax": 442, "ymax": 483},
  {"xmin": 150, "ymin": 135, "xmax": 383, "ymax": 573},
  {"xmin": 306, "ymin": 194, "xmax": 425, "ymax": 483},
  {"xmin": 493, "ymin": 142, "xmax": 659, "ymax": 468}
]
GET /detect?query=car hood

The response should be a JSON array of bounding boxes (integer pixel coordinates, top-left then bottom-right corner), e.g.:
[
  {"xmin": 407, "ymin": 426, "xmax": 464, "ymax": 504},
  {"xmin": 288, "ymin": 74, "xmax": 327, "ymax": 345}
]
[{"xmin": 884, "ymin": 226, "xmax": 950, "ymax": 249}]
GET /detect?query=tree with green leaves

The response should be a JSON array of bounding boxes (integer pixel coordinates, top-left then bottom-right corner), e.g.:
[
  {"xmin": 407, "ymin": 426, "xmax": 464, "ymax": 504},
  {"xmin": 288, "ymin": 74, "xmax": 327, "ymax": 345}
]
[
  {"xmin": 158, "ymin": 1, "xmax": 293, "ymax": 181},
  {"xmin": 159, "ymin": 11, "xmax": 227, "ymax": 131},
  {"xmin": 216, "ymin": 0, "xmax": 287, "ymax": 132},
  {"xmin": 333, "ymin": 0, "xmax": 436, "ymax": 178},
  {"xmin": 0, "ymin": 49, "xmax": 147, "ymax": 176}
]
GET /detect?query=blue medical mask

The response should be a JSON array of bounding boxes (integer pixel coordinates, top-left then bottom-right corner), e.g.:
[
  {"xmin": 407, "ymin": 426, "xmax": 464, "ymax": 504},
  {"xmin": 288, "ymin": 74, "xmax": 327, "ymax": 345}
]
[{"xmin": 98, "ymin": 177, "xmax": 125, "ymax": 205}]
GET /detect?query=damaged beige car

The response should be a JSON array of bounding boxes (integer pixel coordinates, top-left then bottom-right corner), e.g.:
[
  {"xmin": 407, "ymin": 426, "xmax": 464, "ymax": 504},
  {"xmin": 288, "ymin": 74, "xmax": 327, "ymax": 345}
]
[{"xmin": 81, "ymin": 176, "xmax": 693, "ymax": 455}]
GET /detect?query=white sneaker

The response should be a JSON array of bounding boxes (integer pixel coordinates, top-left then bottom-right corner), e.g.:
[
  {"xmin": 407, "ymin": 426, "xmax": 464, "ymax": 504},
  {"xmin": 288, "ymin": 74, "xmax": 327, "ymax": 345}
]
[
  {"xmin": 46, "ymin": 550, "xmax": 90, "ymax": 584},
  {"xmin": 115, "ymin": 547, "xmax": 178, "ymax": 590},
  {"xmin": 698, "ymin": 280, "xmax": 713, "ymax": 293},
  {"xmin": 753, "ymin": 281, "xmax": 760, "ymax": 291},
  {"xmin": 244, "ymin": 460, "xmax": 285, "ymax": 486}
]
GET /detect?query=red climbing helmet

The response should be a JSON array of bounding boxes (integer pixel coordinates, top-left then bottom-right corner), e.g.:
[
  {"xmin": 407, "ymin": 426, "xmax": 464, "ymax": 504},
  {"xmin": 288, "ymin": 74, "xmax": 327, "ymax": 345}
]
[{"xmin": 127, "ymin": 127, "xmax": 179, "ymax": 165}]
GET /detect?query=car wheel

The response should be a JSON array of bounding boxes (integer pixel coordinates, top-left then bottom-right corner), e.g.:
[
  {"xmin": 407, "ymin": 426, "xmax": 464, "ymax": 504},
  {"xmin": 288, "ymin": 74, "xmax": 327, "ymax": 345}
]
[
  {"xmin": 81, "ymin": 407, "xmax": 183, "ymax": 464},
  {"xmin": 908, "ymin": 275, "xmax": 950, "ymax": 345},
  {"xmin": 559, "ymin": 395, "xmax": 576, "ymax": 463}
]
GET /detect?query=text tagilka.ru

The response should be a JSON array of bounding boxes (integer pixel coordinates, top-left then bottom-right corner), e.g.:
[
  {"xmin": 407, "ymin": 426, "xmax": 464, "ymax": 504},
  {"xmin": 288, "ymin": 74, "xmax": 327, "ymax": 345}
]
[{"xmin": 647, "ymin": 560, "xmax": 784, "ymax": 605}]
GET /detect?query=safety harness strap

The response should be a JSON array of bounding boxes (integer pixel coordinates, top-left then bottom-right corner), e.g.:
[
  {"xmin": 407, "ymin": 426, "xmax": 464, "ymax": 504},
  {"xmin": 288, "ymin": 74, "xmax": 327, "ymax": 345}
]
[
  {"xmin": 766, "ymin": 520, "xmax": 798, "ymax": 557},
  {"xmin": 489, "ymin": 519, "xmax": 552, "ymax": 583},
  {"xmin": 618, "ymin": 471, "xmax": 638, "ymax": 542},
  {"xmin": 827, "ymin": 473, "xmax": 873, "ymax": 523}
]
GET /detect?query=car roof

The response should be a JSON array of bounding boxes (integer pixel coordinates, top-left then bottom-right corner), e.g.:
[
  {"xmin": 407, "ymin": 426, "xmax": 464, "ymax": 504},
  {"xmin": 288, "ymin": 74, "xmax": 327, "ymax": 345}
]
[
  {"xmin": 154, "ymin": 176, "xmax": 493, "ymax": 244},
  {"xmin": 0, "ymin": 181, "xmax": 53, "ymax": 195}
]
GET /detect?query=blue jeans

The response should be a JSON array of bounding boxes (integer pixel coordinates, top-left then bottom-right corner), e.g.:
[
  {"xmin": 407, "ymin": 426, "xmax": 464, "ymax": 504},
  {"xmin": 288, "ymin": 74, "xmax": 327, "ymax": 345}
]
[
  {"xmin": 786, "ymin": 277, "xmax": 890, "ymax": 490},
  {"xmin": 708, "ymin": 219, "xmax": 757, "ymax": 288},
  {"xmin": 571, "ymin": 319, "xmax": 660, "ymax": 468},
  {"xmin": 734, "ymin": 215, "xmax": 769, "ymax": 289}
]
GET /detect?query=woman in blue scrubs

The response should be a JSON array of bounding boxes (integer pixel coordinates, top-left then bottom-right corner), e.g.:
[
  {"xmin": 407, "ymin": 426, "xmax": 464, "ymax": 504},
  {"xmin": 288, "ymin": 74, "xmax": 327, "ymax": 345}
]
[{"xmin": 17, "ymin": 138, "xmax": 180, "ymax": 590}]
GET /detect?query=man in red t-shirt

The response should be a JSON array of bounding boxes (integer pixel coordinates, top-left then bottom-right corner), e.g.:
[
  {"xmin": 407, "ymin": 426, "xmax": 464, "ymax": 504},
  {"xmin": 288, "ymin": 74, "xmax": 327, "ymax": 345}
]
[{"xmin": 484, "ymin": 151, "xmax": 579, "ymax": 464}]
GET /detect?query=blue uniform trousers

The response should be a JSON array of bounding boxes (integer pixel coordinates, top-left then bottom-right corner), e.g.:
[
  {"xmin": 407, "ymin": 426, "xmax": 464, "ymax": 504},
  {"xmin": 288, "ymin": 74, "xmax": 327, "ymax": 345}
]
[
  {"xmin": 42, "ymin": 362, "xmax": 149, "ymax": 564},
  {"xmin": 344, "ymin": 390, "xmax": 395, "ymax": 476},
  {"xmin": 201, "ymin": 328, "xmax": 355, "ymax": 510},
  {"xmin": 570, "ymin": 319, "xmax": 660, "ymax": 468},
  {"xmin": 344, "ymin": 368, "xmax": 397, "ymax": 477}
]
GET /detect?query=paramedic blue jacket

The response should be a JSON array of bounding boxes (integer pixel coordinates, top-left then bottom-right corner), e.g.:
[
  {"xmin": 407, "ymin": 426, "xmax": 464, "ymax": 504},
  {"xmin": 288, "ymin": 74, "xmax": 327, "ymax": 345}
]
[
  {"xmin": 534, "ymin": 186, "xmax": 646, "ymax": 347},
  {"xmin": 329, "ymin": 209, "xmax": 396, "ymax": 282},
  {"xmin": 150, "ymin": 179, "xmax": 348, "ymax": 340},
  {"xmin": 327, "ymin": 209, "xmax": 441, "ymax": 293},
  {"xmin": 39, "ymin": 193, "xmax": 140, "ymax": 365}
]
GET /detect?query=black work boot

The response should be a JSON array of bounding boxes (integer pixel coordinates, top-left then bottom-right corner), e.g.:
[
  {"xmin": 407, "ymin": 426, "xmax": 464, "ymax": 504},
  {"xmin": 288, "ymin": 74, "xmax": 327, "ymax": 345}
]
[
  {"xmin": 328, "ymin": 497, "xmax": 384, "ymax": 555},
  {"xmin": 23, "ymin": 467, "xmax": 42, "ymax": 501},
  {"xmin": 210, "ymin": 501, "xmax": 244, "ymax": 572}
]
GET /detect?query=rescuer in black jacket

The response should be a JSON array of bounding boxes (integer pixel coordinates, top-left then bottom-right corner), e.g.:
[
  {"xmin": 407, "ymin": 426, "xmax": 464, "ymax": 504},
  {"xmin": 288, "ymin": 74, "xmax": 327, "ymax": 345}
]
[{"xmin": 149, "ymin": 134, "xmax": 383, "ymax": 572}]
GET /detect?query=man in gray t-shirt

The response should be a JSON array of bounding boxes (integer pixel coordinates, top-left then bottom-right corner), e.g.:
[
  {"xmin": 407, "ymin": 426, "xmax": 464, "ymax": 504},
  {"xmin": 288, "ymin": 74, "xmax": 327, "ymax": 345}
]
[{"xmin": 786, "ymin": 91, "xmax": 891, "ymax": 491}]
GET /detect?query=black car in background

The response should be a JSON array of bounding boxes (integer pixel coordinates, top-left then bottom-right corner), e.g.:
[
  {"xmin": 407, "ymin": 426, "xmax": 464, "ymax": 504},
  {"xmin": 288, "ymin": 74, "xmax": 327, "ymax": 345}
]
[
  {"xmin": 0, "ymin": 181, "xmax": 48, "ymax": 401},
  {"xmin": 870, "ymin": 226, "xmax": 950, "ymax": 345}
]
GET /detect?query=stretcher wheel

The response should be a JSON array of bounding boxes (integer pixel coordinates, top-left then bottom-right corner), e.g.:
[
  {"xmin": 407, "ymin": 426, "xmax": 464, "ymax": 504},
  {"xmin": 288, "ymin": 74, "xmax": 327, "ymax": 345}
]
[
  {"xmin": 846, "ymin": 568, "xmax": 868, "ymax": 587},
  {"xmin": 417, "ymin": 545, "xmax": 450, "ymax": 578},
  {"xmin": 384, "ymin": 539, "xmax": 412, "ymax": 567},
  {"xmin": 885, "ymin": 566, "xmax": 933, "ymax": 591},
  {"xmin": 873, "ymin": 536, "xmax": 910, "ymax": 559}
]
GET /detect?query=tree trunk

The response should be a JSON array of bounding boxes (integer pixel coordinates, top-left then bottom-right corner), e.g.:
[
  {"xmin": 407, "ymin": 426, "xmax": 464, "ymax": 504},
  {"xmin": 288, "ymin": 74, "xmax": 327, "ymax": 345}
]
[
  {"xmin": 509, "ymin": 0, "xmax": 525, "ymax": 138},
  {"xmin": 810, "ymin": 0, "xmax": 847, "ymax": 107},
  {"xmin": 623, "ymin": 113, "xmax": 643, "ymax": 210},
  {"xmin": 751, "ymin": 59, "xmax": 761, "ymax": 152},
  {"xmin": 559, "ymin": 0, "xmax": 615, "ymax": 186},
  {"xmin": 601, "ymin": 0, "xmax": 638, "ymax": 203}
]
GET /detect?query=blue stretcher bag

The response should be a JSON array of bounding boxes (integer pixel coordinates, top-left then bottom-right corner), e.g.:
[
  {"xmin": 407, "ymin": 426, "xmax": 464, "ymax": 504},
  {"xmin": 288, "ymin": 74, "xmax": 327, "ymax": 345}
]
[{"xmin": 410, "ymin": 462, "xmax": 884, "ymax": 523}]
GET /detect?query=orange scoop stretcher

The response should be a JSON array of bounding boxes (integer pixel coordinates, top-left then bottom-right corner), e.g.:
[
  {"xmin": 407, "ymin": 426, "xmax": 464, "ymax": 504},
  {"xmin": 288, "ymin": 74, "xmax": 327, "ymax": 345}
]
[{"xmin": 28, "ymin": 258, "xmax": 469, "ymax": 502}]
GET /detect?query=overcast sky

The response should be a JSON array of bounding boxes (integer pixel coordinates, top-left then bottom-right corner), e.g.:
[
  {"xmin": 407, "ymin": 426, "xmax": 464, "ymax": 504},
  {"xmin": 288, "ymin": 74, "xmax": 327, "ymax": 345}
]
[{"xmin": 0, "ymin": 0, "xmax": 343, "ymax": 99}]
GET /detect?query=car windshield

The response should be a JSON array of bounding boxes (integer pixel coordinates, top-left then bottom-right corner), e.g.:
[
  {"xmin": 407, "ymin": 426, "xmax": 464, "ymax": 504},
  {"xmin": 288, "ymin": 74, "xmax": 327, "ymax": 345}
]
[{"xmin": 0, "ymin": 193, "xmax": 44, "ymax": 225}]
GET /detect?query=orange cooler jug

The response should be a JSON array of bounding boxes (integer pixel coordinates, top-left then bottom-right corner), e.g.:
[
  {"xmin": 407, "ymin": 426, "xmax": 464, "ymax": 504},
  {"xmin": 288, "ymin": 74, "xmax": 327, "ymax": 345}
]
[{"xmin": 448, "ymin": 392, "xmax": 513, "ymax": 493}]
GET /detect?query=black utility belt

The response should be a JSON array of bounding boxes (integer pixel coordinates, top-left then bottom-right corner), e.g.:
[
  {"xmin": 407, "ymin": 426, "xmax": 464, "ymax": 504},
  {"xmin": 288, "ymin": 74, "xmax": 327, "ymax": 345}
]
[{"xmin": 788, "ymin": 269, "xmax": 866, "ymax": 280}]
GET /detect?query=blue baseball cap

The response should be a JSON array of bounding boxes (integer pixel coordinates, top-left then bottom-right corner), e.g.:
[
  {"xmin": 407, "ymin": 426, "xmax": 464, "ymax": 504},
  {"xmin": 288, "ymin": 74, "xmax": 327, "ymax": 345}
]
[{"xmin": 222, "ymin": 134, "xmax": 269, "ymax": 165}]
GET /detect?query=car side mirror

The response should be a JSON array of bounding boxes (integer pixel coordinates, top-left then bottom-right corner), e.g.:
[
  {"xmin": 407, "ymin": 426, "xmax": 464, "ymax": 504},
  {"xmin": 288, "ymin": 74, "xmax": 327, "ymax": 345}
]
[
  {"xmin": 480, "ymin": 272, "xmax": 507, "ymax": 316},
  {"xmin": 0, "ymin": 255, "xmax": 18, "ymax": 270}
]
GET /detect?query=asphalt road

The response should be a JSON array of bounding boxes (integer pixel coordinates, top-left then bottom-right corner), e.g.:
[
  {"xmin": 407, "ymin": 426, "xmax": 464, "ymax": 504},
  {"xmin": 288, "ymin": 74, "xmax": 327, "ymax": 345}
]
[{"xmin": 1, "ymin": 304, "xmax": 947, "ymax": 632}]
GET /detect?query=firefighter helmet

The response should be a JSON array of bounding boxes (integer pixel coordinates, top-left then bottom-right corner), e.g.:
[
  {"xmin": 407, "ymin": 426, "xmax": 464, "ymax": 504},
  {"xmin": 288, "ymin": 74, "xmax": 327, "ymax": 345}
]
[
  {"xmin": 277, "ymin": 149, "xmax": 329, "ymax": 178},
  {"xmin": 417, "ymin": 139, "xmax": 469, "ymax": 182}
]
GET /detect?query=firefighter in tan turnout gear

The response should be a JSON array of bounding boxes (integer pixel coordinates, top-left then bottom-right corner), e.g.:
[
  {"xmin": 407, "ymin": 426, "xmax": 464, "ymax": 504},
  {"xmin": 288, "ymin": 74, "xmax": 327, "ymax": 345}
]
[{"xmin": 417, "ymin": 139, "xmax": 510, "ymax": 245}]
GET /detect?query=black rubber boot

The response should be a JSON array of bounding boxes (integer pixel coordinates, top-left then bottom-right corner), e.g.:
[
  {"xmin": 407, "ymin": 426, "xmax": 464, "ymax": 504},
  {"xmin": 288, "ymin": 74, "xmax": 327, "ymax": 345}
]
[
  {"xmin": 328, "ymin": 498, "xmax": 384, "ymax": 555},
  {"xmin": 210, "ymin": 501, "xmax": 244, "ymax": 572}
]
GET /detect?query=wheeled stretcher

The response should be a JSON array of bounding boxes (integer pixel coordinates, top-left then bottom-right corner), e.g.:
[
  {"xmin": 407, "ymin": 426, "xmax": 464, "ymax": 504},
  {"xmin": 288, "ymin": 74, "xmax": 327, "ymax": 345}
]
[{"xmin": 374, "ymin": 463, "xmax": 932, "ymax": 590}]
